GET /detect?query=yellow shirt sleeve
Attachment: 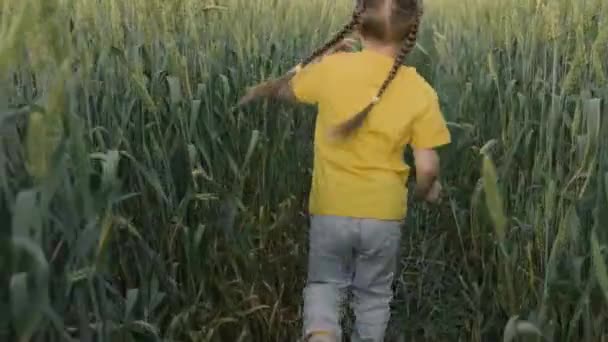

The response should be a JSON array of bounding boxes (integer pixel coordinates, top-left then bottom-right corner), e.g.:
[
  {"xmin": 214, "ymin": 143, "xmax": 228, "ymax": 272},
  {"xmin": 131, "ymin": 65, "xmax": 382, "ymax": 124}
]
[
  {"xmin": 410, "ymin": 90, "xmax": 451, "ymax": 149},
  {"xmin": 289, "ymin": 60, "xmax": 327, "ymax": 105}
]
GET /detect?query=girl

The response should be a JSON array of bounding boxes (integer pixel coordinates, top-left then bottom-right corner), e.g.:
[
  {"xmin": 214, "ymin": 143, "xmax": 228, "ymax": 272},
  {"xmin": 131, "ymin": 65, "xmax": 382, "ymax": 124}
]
[{"xmin": 239, "ymin": 0, "xmax": 450, "ymax": 341}]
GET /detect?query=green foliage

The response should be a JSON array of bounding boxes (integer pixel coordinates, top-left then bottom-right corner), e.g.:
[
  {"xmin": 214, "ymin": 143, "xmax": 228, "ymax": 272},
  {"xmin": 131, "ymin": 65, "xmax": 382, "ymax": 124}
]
[{"xmin": 0, "ymin": 0, "xmax": 607, "ymax": 341}]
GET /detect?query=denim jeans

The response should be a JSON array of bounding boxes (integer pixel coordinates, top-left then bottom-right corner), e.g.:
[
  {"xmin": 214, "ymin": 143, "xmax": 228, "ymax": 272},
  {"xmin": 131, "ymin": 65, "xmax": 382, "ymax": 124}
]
[{"xmin": 302, "ymin": 215, "xmax": 402, "ymax": 342}]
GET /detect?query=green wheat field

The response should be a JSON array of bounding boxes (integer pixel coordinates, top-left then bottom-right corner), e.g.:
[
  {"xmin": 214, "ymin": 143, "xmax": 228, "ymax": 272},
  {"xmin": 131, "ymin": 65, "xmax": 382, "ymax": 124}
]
[{"xmin": 1, "ymin": 0, "xmax": 607, "ymax": 341}]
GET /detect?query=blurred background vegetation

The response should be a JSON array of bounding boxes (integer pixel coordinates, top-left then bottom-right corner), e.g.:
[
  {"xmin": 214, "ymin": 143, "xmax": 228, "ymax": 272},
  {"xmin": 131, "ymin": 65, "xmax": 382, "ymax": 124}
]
[{"xmin": 1, "ymin": 0, "xmax": 607, "ymax": 341}]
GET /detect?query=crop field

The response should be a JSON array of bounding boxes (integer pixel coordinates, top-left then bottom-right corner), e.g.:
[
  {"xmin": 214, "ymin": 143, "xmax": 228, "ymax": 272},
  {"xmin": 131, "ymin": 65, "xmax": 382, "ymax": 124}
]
[{"xmin": 1, "ymin": 0, "xmax": 607, "ymax": 341}]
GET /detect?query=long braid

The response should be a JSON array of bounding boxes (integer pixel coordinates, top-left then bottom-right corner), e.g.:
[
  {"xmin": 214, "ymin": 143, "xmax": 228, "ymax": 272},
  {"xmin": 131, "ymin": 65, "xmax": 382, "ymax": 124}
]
[
  {"xmin": 330, "ymin": 9, "xmax": 422, "ymax": 139},
  {"xmin": 300, "ymin": 4, "xmax": 365, "ymax": 67},
  {"xmin": 237, "ymin": 5, "xmax": 365, "ymax": 107}
]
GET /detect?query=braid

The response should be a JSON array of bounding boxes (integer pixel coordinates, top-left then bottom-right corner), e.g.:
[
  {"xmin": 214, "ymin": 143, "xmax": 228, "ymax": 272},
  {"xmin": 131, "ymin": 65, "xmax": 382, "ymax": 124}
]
[
  {"xmin": 301, "ymin": 5, "xmax": 364, "ymax": 67},
  {"xmin": 330, "ymin": 11, "xmax": 422, "ymax": 139}
]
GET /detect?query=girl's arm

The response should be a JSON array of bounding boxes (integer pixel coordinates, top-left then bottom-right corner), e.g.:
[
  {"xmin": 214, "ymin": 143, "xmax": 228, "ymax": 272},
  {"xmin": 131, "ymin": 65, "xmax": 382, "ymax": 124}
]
[
  {"xmin": 238, "ymin": 37, "xmax": 358, "ymax": 107},
  {"xmin": 412, "ymin": 148, "xmax": 441, "ymax": 202},
  {"xmin": 238, "ymin": 72, "xmax": 298, "ymax": 106},
  {"xmin": 409, "ymin": 87, "xmax": 451, "ymax": 203}
]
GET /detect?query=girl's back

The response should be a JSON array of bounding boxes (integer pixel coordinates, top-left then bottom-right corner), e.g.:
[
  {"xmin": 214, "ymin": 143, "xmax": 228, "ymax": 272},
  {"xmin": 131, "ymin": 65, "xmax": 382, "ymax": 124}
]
[{"xmin": 291, "ymin": 49, "xmax": 448, "ymax": 220}]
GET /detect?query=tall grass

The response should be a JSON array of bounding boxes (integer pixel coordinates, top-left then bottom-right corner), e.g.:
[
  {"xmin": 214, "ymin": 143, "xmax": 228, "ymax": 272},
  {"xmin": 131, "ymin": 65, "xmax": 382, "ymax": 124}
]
[{"xmin": 0, "ymin": 0, "xmax": 606, "ymax": 341}]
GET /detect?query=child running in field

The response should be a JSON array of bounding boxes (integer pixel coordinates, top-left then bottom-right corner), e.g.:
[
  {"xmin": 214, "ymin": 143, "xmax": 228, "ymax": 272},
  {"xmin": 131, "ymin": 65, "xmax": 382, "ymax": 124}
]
[{"xmin": 238, "ymin": 0, "xmax": 450, "ymax": 341}]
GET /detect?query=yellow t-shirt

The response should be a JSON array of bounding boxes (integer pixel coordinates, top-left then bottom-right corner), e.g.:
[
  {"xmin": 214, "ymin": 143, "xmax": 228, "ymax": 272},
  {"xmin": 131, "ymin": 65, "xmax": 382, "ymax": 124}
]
[{"xmin": 290, "ymin": 49, "xmax": 451, "ymax": 221}]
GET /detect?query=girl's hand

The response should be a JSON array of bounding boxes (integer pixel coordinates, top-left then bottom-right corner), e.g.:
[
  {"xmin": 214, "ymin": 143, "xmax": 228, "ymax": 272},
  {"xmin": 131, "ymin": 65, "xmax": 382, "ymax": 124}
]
[
  {"xmin": 425, "ymin": 180, "xmax": 442, "ymax": 204},
  {"xmin": 237, "ymin": 86, "xmax": 257, "ymax": 107},
  {"xmin": 331, "ymin": 37, "xmax": 359, "ymax": 53},
  {"xmin": 238, "ymin": 72, "xmax": 297, "ymax": 107}
]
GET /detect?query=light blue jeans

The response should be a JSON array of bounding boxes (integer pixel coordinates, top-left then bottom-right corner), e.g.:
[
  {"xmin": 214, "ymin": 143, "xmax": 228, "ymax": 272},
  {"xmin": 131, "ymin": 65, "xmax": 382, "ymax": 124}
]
[{"xmin": 302, "ymin": 215, "xmax": 402, "ymax": 341}]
